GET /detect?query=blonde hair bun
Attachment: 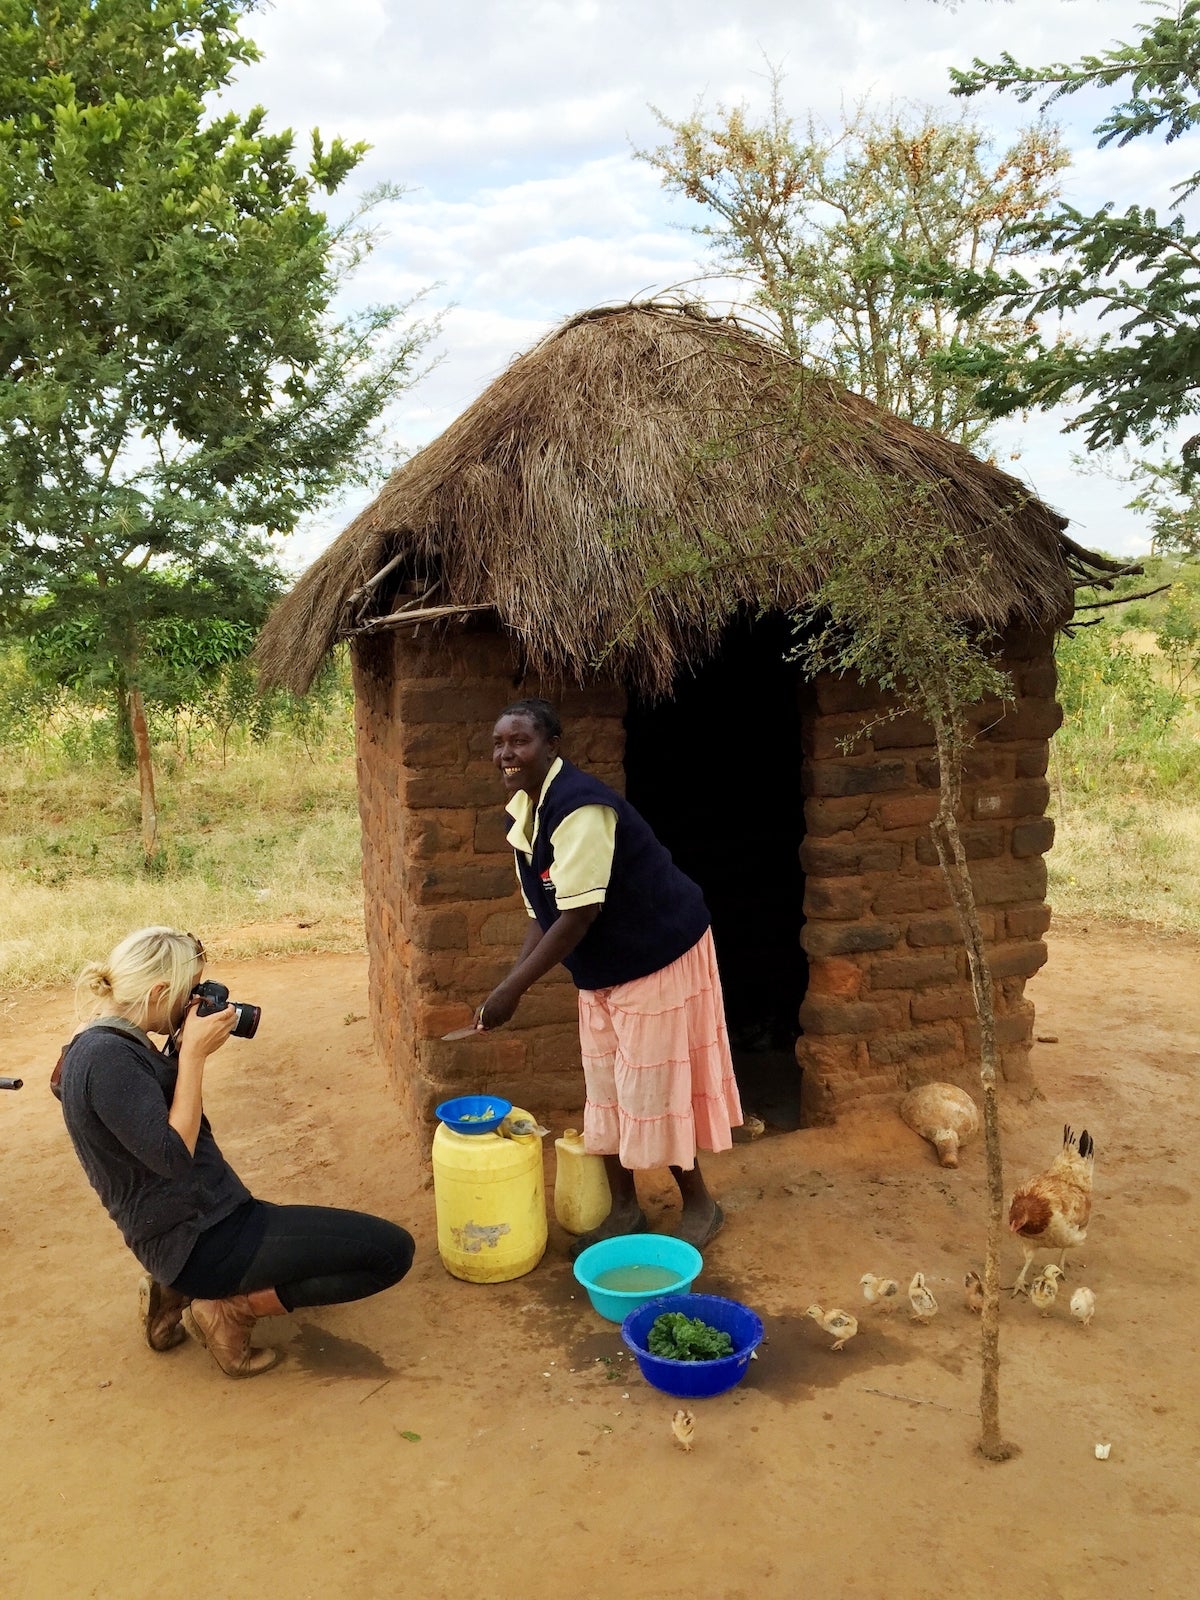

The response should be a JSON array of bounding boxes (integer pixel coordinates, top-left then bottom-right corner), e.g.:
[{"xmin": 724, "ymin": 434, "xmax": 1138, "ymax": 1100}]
[{"xmin": 75, "ymin": 927, "xmax": 203, "ymax": 1028}]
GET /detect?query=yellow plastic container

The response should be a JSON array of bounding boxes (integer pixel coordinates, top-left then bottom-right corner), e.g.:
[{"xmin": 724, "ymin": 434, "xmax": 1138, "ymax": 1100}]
[
  {"xmin": 553, "ymin": 1128, "xmax": 612, "ymax": 1236},
  {"xmin": 433, "ymin": 1107, "xmax": 548, "ymax": 1283}
]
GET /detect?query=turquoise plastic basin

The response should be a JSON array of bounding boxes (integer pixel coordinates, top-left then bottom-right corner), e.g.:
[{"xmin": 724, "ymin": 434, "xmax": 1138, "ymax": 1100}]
[{"xmin": 573, "ymin": 1234, "xmax": 703, "ymax": 1322}]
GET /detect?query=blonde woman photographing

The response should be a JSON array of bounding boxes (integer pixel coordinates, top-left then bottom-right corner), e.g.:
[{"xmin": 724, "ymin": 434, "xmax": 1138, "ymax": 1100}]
[{"xmin": 59, "ymin": 928, "xmax": 413, "ymax": 1379}]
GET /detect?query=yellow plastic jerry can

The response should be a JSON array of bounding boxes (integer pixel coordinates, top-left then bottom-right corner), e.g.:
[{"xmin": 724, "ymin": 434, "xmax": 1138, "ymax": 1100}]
[
  {"xmin": 553, "ymin": 1128, "xmax": 612, "ymax": 1236},
  {"xmin": 433, "ymin": 1108, "xmax": 548, "ymax": 1283}
]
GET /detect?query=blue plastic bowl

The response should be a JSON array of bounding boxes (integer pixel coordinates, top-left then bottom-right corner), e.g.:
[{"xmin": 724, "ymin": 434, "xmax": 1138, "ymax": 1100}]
[
  {"xmin": 435, "ymin": 1095, "xmax": 513, "ymax": 1136},
  {"xmin": 621, "ymin": 1293, "xmax": 764, "ymax": 1398},
  {"xmin": 573, "ymin": 1234, "xmax": 703, "ymax": 1322}
]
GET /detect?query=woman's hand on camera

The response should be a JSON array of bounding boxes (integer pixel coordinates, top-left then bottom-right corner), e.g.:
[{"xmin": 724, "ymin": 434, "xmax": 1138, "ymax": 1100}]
[{"xmin": 178, "ymin": 999, "xmax": 237, "ymax": 1058}]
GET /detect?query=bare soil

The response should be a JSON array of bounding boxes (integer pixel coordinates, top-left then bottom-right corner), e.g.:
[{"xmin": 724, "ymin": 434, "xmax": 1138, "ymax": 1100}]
[{"xmin": 1, "ymin": 924, "xmax": 1197, "ymax": 1599}]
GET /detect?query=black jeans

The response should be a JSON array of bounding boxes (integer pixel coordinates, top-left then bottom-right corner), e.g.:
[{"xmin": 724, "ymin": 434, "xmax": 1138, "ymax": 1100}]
[{"xmin": 174, "ymin": 1201, "xmax": 414, "ymax": 1312}]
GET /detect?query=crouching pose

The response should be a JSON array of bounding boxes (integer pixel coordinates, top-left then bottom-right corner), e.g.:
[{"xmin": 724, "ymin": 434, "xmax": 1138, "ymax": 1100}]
[{"xmin": 59, "ymin": 927, "xmax": 414, "ymax": 1379}]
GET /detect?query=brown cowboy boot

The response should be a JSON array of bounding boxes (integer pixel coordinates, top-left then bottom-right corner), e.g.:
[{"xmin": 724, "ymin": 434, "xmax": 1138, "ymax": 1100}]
[
  {"xmin": 181, "ymin": 1288, "xmax": 288, "ymax": 1378},
  {"xmin": 138, "ymin": 1275, "xmax": 191, "ymax": 1352}
]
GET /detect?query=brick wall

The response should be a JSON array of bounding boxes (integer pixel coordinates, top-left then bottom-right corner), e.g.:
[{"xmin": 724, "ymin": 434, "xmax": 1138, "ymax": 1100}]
[
  {"xmin": 352, "ymin": 628, "xmax": 627, "ymax": 1127},
  {"xmin": 795, "ymin": 623, "xmax": 1059, "ymax": 1121},
  {"xmin": 353, "ymin": 620, "xmax": 1060, "ymax": 1135}
]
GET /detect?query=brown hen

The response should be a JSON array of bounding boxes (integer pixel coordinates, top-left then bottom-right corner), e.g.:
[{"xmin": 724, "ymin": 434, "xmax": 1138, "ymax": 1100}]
[{"xmin": 1008, "ymin": 1125, "xmax": 1094, "ymax": 1296}]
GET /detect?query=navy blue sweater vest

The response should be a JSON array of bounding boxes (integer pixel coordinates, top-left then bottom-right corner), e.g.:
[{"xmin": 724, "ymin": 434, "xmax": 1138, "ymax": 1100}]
[{"xmin": 515, "ymin": 761, "xmax": 710, "ymax": 990}]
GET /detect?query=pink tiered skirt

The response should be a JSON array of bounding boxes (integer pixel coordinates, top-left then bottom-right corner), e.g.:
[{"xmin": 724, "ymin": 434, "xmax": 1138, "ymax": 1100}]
[{"xmin": 579, "ymin": 930, "xmax": 743, "ymax": 1172}]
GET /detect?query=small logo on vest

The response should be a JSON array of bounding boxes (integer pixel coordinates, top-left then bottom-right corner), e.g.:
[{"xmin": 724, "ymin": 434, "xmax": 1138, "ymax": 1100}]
[{"xmin": 540, "ymin": 869, "xmax": 556, "ymax": 899}]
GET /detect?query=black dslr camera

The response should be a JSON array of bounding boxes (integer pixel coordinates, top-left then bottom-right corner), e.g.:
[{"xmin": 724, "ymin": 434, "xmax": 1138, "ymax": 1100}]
[{"xmin": 192, "ymin": 980, "xmax": 261, "ymax": 1039}]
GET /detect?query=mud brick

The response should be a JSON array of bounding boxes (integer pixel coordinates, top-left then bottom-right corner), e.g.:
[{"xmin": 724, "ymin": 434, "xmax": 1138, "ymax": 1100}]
[
  {"xmin": 988, "ymin": 698, "xmax": 1064, "ymax": 742},
  {"xmin": 397, "ymin": 686, "xmax": 514, "ymax": 724},
  {"xmin": 870, "ymin": 711, "xmax": 935, "ymax": 749},
  {"xmin": 803, "ymin": 796, "xmax": 873, "ymax": 836},
  {"xmin": 806, "ymin": 957, "xmax": 864, "ymax": 999},
  {"xmin": 803, "ymin": 714, "xmax": 871, "ymax": 759},
  {"xmin": 911, "ymin": 987, "xmax": 978, "ymax": 1023},
  {"xmin": 906, "ymin": 913, "xmax": 963, "ymax": 948},
  {"xmin": 965, "ymin": 1010, "xmax": 1036, "ymax": 1052},
  {"xmin": 875, "ymin": 794, "xmax": 940, "ymax": 830},
  {"xmin": 1001, "ymin": 624, "xmax": 1055, "ymax": 661},
  {"xmin": 797, "ymin": 996, "xmax": 902, "ymax": 1035},
  {"xmin": 1014, "ymin": 744, "xmax": 1051, "ymax": 779},
  {"xmin": 1012, "ymin": 817, "xmax": 1056, "ymax": 858},
  {"xmin": 402, "ymin": 724, "xmax": 471, "ymax": 767},
  {"xmin": 526, "ymin": 1025, "xmax": 584, "ymax": 1075},
  {"xmin": 477, "ymin": 909, "xmax": 530, "ymax": 947},
  {"xmin": 796, "ymin": 1036, "xmax": 868, "ymax": 1075},
  {"xmin": 473, "ymin": 809, "xmax": 511, "ymax": 854},
  {"xmin": 915, "ymin": 824, "xmax": 1004, "ymax": 865},
  {"xmin": 800, "ymin": 838, "xmax": 903, "ymax": 877},
  {"xmin": 972, "ymin": 779, "xmax": 1052, "ymax": 820},
  {"xmin": 867, "ymin": 1025, "xmax": 961, "ymax": 1066},
  {"xmin": 414, "ymin": 950, "xmax": 511, "ymax": 996},
  {"xmin": 407, "ymin": 861, "xmax": 517, "ymax": 904},
  {"xmin": 804, "ymin": 760, "xmax": 908, "ymax": 797},
  {"xmin": 985, "ymin": 940, "xmax": 1048, "ymax": 980},
  {"xmin": 410, "ymin": 908, "xmax": 469, "ymax": 951},
  {"xmin": 802, "ymin": 920, "xmax": 900, "ymax": 957},
  {"xmin": 1006, "ymin": 903, "xmax": 1052, "ymax": 940},
  {"xmin": 414, "ymin": 1001, "xmax": 476, "ymax": 1039},
  {"xmin": 867, "ymin": 950, "xmax": 959, "ymax": 991},
  {"xmin": 407, "ymin": 811, "xmax": 476, "ymax": 861},
  {"xmin": 970, "ymin": 857, "xmax": 1048, "ymax": 906},
  {"xmin": 871, "ymin": 879, "xmax": 930, "ymax": 916},
  {"xmin": 916, "ymin": 748, "xmax": 1006, "ymax": 788},
  {"xmin": 1020, "ymin": 661, "xmax": 1058, "ymax": 699},
  {"xmin": 805, "ymin": 877, "xmax": 870, "ymax": 920},
  {"xmin": 814, "ymin": 673, "xmax": 892, "ymax": 715},
  {"xmin": 405, "ymin": 769, "xmax": 504, "ymax": 808}
]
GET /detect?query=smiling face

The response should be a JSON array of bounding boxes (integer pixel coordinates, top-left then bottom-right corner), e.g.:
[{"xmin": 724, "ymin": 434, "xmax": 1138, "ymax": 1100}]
[{"xmin": 493, "ymin": 712, "xmax": 559, "ymax": 800}]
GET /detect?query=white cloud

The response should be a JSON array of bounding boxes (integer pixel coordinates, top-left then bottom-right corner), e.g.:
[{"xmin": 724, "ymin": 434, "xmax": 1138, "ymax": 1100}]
[{"xmin": 221, "ymin": 0, "xmax": 1174, "ymax": 563}]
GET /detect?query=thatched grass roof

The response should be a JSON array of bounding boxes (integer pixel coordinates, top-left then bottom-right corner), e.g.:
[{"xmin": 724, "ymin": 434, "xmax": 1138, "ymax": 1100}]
[{"xmin": 258, "ymin": 302, "xmax": 1116, "ymax": 697}]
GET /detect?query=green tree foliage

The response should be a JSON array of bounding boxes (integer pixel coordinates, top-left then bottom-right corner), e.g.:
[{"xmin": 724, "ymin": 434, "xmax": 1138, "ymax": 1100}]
[
  {"xmin": 1127, "ymin": 458, "xmax": 1200, "ymax": 556},
  {"xmin": 947, "ymin": 0, "xmax": 1200, "ymax": 472},
  {"xmin": 0, "ymin": 0, "xmax": 434, "ymax": 777},
  {"xmin": 639, "ymin": 86, "xmax": 1067, "ymax": 444}
]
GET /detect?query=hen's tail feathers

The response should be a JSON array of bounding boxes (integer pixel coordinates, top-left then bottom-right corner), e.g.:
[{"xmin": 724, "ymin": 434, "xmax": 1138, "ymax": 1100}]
[{"xmin": 1079, "ymin": 1129, "xmax": 1094, "ymax": 1161}]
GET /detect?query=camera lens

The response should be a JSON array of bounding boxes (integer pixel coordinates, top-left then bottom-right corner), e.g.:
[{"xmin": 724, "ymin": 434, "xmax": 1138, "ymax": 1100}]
[{"xmin": 231, "ymin": 1003, "xmax": 261, "ymax": 1040}]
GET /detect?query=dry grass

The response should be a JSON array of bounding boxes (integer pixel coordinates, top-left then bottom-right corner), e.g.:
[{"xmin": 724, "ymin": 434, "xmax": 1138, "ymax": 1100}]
[
  {"xmin": 1048, "ymin": 798, "xmax": 1200, "ymax": 937},
  {"xmin": 0, "ymin": 736, "xmax": 364, "ymax": 992}
]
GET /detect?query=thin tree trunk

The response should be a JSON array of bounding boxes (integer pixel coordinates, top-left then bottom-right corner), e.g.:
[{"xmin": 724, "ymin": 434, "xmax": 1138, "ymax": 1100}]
[
  {"xmin": 129, "ymin": 689, "xmax": 160, "ymax": 866},
  {"xmin": 114, "ymin": 672, "xmax": 136, "ymax": 770},
  {"xmin": 929, "ymin": 710, "xmax": 1015, "ymax": 1463}
]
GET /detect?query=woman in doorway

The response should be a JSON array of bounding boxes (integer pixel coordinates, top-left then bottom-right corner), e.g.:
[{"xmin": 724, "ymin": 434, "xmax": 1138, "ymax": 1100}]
[
  {"xmin": 59, "ymin": 927, "xmax": 414, "ymax": 1379},
  {"xmin": 477, "ymin": 698, "xmax": 742, "ymax": 1250}
]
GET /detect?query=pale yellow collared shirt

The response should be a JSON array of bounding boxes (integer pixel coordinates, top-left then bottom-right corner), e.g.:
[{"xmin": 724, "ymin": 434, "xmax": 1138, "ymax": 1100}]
[{"xmin": 505, "ymin": 757, "xmax": 617, "ymax": 915}]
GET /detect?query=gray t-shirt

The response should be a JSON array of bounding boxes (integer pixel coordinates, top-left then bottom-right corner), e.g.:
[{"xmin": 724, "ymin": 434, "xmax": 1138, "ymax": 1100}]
[{"xmin": 59, "ymin": 1018, "xmax": 252, "ymax": 1286}]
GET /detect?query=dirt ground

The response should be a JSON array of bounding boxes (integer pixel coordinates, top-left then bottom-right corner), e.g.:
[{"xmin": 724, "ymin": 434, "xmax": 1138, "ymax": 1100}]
[{"xmin": 1, "ymin": 923, "xmax": 1197, "ymax": 1600}]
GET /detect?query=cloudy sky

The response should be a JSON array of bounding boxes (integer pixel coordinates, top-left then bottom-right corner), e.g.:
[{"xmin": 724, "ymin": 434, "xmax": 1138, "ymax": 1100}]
[{"xmin": 221, "ymin": 0, "xmax": 1196, "ymax": 568}]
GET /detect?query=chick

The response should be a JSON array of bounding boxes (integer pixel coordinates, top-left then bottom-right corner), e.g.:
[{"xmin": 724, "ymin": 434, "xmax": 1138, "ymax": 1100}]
[
  {"xmin": 908, "ymin": 1272, "xmax": 939, "ymax": 1322},
  {"xmin": 859, "ymin": 1273, "xmax": 900, "ymax": 1311},
  {"xmin": 963, "ymin": 1269, "xmax": 985, "ymax": 1315},
  {"xmin": 1070, "ymin": 1286, "xmax": 1096, "ymax": 1327},
  {"xmin": 1029, "ymin": 1263, "xmax": 1065, "ymax": 1316},
  {"xmin": 671, "ymin": 1408, "xmax": 695, "ymax": 1452},
  {"xmin": 805, "ymin": 1305, "xmax": 858, "ymax": 1351}
]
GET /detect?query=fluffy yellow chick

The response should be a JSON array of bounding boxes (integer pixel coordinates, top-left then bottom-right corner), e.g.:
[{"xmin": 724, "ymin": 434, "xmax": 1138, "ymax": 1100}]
[
  {"xmin": 1070, "ymin": 1286, "xmax": 1096, "ymax": 1327},
  {"xmin": 805, "ymin": 1305, "xmax": 858, "ymax": 1351},
  {"xmin": 671, "ymin": 1408, "xmax": 695, "ymax": 1451},
  {"xmin": 963, "ymin": 1269, "xmax": 985, "ymax": 1315},
  {"xmin": 859, "ymin": 1273, "xmax": 900, "ymax": 1310},
  {"xmin": 908, "ymin": 1272, "xmax": 939, "ymax": 1322},
  {"xmin": 1030, "ymin": 1263, "xmax": 1065, "ymax": 1316}
]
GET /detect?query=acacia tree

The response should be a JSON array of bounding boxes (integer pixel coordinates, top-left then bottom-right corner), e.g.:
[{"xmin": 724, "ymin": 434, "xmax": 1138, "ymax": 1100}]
[
  {"xmin": 0, "ymin": 0, "xmax": 434, "ymax": 858},
  {"xmin": 945, "ymin": 0, "xmax": 1200, "ymax": 472},
  {"xmin": 638, "ymin": 86, "xmax": 1067, "ymax": 445}
]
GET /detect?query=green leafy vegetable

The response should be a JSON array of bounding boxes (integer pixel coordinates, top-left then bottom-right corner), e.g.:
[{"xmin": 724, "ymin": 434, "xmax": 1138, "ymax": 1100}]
[{"xmin": 646, "ymin": 1312, "xmax": 733, "ymax": 1362}]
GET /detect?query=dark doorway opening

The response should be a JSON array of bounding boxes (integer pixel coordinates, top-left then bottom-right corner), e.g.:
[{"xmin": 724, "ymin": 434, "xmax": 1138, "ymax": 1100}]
[{"xmin": 623, "ymin": 612, "xmax": 808, "ymax": 1131}]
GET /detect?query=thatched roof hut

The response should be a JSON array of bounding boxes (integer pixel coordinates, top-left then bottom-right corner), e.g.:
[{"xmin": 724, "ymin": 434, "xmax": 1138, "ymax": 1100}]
[
  {"xmin": 258, "ymin": 302, "xmax": 1117, "ymax": 699},
  {"xmin": 260, "ymin": 302, "xmax": 1116, "ymax": 1135}
]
